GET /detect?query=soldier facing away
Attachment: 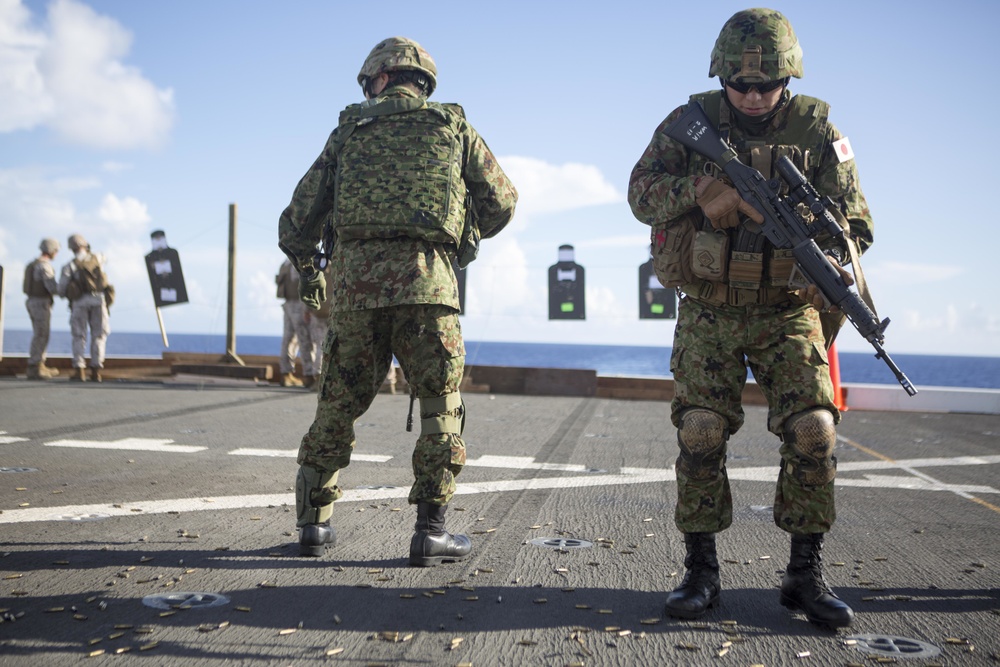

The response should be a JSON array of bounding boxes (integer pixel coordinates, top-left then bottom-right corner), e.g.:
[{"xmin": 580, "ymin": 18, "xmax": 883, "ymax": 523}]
[
  {"xmin": 278, "ymin": 37, "xmax": 517, "ymax": 564},
  {"xmin": 275, "ymin": 259, "xmax": 314, "ymax": 388},
  {"xmin": 628, "ymin": 8, "xmax": 874, "ymax": 628},
  {"xmin": 23, "ymin": 238, "xmax": 62, "ymax": 380},
  {"xmin": 57, "ymin": 234, "xmax": 113, "ymax": 383}
]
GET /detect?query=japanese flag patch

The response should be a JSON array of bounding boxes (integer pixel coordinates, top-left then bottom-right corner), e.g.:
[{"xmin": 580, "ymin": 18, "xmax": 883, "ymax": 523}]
[{"xmin": 832, "ymin": 137, "xmax": 855, "ymax": 163}]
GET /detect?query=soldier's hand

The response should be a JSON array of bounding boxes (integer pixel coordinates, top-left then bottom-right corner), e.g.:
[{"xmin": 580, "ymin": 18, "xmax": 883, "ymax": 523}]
[
  {"xmin": 695, "ymin": 176, "xmax": 764, "ymax": 229},
  {"xmin": 298, "ymin": 269, "xmax": 326, "ymax": 311},
  {"xmin": 797, "ymin": 255, "xmax": 853, "ymax": 312}
]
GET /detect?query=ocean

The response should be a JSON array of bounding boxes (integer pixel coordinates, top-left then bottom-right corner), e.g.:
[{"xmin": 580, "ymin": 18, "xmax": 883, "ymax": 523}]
[{"xmin": 3, "ymin": 330, "xmax": 999, "ymax": 390}]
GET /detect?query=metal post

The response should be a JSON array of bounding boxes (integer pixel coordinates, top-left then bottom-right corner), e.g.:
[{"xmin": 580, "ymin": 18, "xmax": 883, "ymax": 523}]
[{"xmin": 223, "ymin": 203, "xmax": 244, "ymax": 365}]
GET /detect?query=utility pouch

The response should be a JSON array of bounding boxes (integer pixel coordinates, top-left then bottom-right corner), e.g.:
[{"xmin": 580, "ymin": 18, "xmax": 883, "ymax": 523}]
[
  {"xmin": 650, "ymin": 217, "xmax": 696, "ymax": 288},
  {"xmin": 768, "ymin": 248, "xmax": 797, "ymax": 288},
  {"xmin": 691, "ymin": 230, "xmax": 729, "ymax": 281},
  {"xmin": 728, "ymin": 251, "xmax": 763, "ymax": 291},
  {"xmin": 65, "ymin": 280, "xmax": 82, "ymax": 302}
]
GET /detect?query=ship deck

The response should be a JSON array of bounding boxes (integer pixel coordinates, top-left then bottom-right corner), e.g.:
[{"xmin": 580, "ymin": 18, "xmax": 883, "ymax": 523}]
[{"xmin": 0, "ymin": 369, "xmax": 998, "ymax": 665}]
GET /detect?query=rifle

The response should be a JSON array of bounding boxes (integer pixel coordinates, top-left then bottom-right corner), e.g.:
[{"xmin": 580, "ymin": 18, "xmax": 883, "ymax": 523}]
[{"xmin": 664, "ymin": 102, "xmax": 917, "ymax": 396}]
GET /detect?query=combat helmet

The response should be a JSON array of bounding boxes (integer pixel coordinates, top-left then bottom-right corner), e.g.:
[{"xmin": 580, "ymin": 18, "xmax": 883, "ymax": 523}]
[
  {"xmin": 39, "ymin": 238, "xmax": 60, "ymax": 255},
  {"xmin": 358, "ymin": 37, "xmax": 437, "ymax": 97},
  {"xmin": 67, "ymin": 234, "xmax": 89, "ymax": 252},
  {"xmin": 709, "ymin": 8, "xmax": 803, "ymax": 83}
]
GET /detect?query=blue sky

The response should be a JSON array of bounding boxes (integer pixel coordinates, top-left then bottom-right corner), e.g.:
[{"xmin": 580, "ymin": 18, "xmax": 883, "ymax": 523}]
[{"xmin": 1, "ymin": 0, "xmax": 998, "ymax": 357}]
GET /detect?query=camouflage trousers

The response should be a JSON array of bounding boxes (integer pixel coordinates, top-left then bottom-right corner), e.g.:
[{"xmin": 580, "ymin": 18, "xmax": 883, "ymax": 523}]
[
  {"xmin": 26, "ymin": 297, "xmax": 53, "ymax": 365},
  {"xmin": 670, "ymin": 296, "xmax": 840, "ymax": 535},
  {"xmin": 69, "ymin": 294, "xmax": 110, "ymax": 369},
  {"xmin": 297, "ymin": 304, "xmax": 466, "ymax": 514}
]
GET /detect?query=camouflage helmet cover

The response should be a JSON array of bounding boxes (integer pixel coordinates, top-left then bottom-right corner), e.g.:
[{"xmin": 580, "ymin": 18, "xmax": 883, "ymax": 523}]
[
  {"xmin": 67, "ymin": 234, "xmax": 89, "ymax": 252},
  {"xmin": 39, "ymin": 237, "xmax": 60, "ymax": 255},
  {"xmin": 358, "ymin": 37, "xmax": 437, "ymax": 96},
  {"xmin": 709, "ymin": 8, "xmax": 803, "ymax": 82}
]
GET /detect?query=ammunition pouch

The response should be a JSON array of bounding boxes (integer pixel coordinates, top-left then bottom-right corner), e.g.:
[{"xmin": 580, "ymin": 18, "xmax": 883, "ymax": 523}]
[
  {"xmin": 691, "ymin": 230, "xmax": 728, "ymax": 281},
  {"xmin": 650, "ymin": 216, "xmax": 696, "ymax": 288},
  {"xmin": 419, "ymin": 392, "xmax": 464, "ymax": 437}
]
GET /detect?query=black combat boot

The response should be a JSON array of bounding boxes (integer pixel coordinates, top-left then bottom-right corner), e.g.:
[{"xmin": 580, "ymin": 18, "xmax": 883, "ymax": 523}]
[
  {"xmin": 409, "ymin": 502, "xmax": 471, "ymax": 567},
  {"xmin": 780, "ymin": 533, "xmax": 855, "ymax": 628},
  {"xmin": 664, "ymin": 532, "xmax": 721, "ymax": 619},
  {"xmin": 299, "ymin": 522, "xmax": 337, "ymax": 557}
]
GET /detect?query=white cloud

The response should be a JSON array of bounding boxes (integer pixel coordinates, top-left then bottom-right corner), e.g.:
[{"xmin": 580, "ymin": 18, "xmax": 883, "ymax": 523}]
[
  {"xmin": 0, "ymin": 168, "xmax": 87, "ymax": 247},
  {"xmin": 498, "ymin": 156, "xmax": 623, "ymax": 218},
  {"xmin": 0, "ymin": 225, "xmax": 13, "ymax": 260},
  {"xmin": 866, "ymin": 260, "xmax": 963, "ymax": 286},
  {"xmin": 247, "ymin": 268, "xmax": 283, "ymax": 325},
  {"xmin": 0, "ymin": 0, "xmax": 174, "ymax": 149},
  {"xmin": 898, "ymin": 302, "xmax": 999, "ymax": 338},
  {"xmin": 102, "ymin": 161, "xmax": 132, "ymax": 173},
  {"xmin": 98, "ymin": 192, "xmax": 150, "ymax": 230},
  {"xmin": 0, "ymin": 0, "xmax": 53, "ymax": 131},
  {"xmin": 573, "ymin": 233, "xmax": 652, "ymax": 250},
  {"xmin": 466, "ymin": 236, "xmax": 539, "ymax": 318}
]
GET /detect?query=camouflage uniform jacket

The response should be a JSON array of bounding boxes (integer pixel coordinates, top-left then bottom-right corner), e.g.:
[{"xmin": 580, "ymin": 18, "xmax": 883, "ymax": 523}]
[
  {"xmin": 278, "ymin": 86, "xmax": 517, "ymax": 313},
  {"xmin": 628, "ymin": 89, "xmax": 874, "ymax": 260}
]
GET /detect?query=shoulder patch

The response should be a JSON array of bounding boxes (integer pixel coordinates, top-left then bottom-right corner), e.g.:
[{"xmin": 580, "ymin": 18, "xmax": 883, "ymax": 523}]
[{"xmin": 832, "ymin": 137, "xmax": 854, "ymax": 163}]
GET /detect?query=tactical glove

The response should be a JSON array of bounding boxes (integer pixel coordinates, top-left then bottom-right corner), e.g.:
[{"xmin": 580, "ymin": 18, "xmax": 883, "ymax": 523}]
[
  {"xmin": 298, "ymin": 268, "xmax": 326, "ymax": 311},
  {"xmin": 695, "ymin": 176, "xmax": 764, "ymax": 230},
  {"xmin": 796, "ymin": 254, "xmax": 854, "ymax": 312}
]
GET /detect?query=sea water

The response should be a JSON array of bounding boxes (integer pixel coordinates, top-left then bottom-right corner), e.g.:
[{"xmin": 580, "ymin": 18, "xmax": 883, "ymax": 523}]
[{"xmin": 4, "ymin": 330, "xmax": 998, "ymax": 390}]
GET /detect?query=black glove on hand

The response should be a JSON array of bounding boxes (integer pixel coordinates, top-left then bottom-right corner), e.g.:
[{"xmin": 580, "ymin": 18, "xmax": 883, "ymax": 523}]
[{"xmin": 298, "ymin": 269, "xmax": 326, "ymax": 311}]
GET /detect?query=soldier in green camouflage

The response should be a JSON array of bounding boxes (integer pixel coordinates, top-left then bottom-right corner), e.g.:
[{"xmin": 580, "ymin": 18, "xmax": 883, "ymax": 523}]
[
  {"xmin": 278, "ymin": 37, "xmax": 517, "ymax": 566},
  {"xmin": 628, "ymin": 8, "xmax": 873, "ymax": 628}
]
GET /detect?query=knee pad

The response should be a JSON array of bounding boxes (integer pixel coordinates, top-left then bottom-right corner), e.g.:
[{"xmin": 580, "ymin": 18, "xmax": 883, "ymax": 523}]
[
  {"xmin": 676, "ymin": 408, "xmax": 729, "ymax": 480},
  {"xmin": 419, "ymin": 392, "xmax": 464, "ymax": 436},
  {"xmin": 296, "ymin": 466, "xmax": 338, "ymax": 526},
  {"xmin": 783, "ymin": 408, "xmax": 837, "ymax": 486}
]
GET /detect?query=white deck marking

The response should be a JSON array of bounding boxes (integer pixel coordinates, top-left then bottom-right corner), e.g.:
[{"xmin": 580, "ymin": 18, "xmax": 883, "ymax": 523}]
[
  {"xmin": 1, "ymin": 453, "xmax": 997, "ymax": 524},
  {"xmin": 45, "ymin": 438, "xmax": 206, "ymax": 453},
  {"xmin": 228, "ymin": 448, "xmax": 392, "ymax": 463},
  {"xmin": 465, "ymin": 454, "xmax": 601, "ymax": 472},
  {"xmin": 0, "ymin": 431, "xmax": 29, "ymax": 444}
]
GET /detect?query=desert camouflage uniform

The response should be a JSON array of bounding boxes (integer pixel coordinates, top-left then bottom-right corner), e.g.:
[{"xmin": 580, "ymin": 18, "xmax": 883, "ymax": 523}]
[
  {"xmin": 276, "ymin": 260, "xmax": 315, "ymax": 376},
  {"xmin": 58, "ymin": 252, "xmax": 111, "ymax": 370},
  {"xmin": 629, "ymin": 90, "xmax": 874, "ymax": 536},
  {"xmin": 305, "ymin": 267, "xmax": 334, "ymax": 375},
  {"xmin": 279, "ymin": 85, "xmax": 516, "ymax": 514},
  {"xmin": 25, "ymin": 258, "xmax": 59, "ymax": 366}
]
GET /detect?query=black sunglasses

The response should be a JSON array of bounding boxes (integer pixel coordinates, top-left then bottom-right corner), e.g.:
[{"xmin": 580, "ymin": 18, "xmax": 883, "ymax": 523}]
[{"xmin": 726, "ymin": 78, "xmax": 786, "ymax": 95}]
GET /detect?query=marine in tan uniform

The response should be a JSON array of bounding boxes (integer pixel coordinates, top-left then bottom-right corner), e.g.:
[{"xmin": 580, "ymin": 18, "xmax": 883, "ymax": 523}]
[
  {"xmin": 275, "ymin": 259, "xmax": 313, "ymax": 387},
  {"xmin": 23, "ymin": 238, "xmax": 62, "ymax": 379},
  {"xmin": 57, "ymin": 234, "xmax": 112, "ymax": 382}
]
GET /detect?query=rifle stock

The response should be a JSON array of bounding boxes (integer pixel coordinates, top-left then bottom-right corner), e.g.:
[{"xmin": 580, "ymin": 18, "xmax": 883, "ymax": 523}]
[{"xmin": 664, "ymin": 102, "xmax": 917, "ymax": 396}]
